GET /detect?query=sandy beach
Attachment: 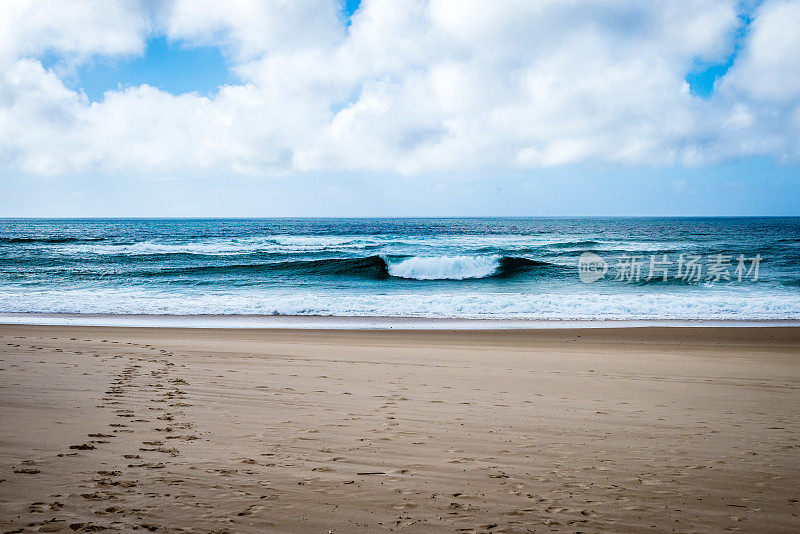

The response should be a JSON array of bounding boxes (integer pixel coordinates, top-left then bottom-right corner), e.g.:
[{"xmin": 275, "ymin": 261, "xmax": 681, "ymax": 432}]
[{"xmin": 1, "ymin": 325, "xmax": 799, "ymax": 533}]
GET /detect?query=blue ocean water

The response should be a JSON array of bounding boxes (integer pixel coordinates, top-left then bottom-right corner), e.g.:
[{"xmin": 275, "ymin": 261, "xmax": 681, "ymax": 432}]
[{"xmin": 0, "ymin": 217, "xmax": 798, "ymax": 320}]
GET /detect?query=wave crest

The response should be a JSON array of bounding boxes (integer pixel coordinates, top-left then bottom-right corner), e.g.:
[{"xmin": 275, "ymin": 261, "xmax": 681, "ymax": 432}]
[
  {"xmin": 386, "ymin": 255, "xmax": 548, "ymax": 280},
  {"xmin": 387, "ymin": 256, "xmax": 498, "ymax": 280}
]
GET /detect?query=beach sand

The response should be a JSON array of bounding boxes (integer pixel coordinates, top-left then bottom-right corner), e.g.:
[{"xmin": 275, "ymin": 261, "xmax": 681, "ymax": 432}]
[{"xmin": 1, "ymin": 325, "xmax": 799, "ymax": 533}]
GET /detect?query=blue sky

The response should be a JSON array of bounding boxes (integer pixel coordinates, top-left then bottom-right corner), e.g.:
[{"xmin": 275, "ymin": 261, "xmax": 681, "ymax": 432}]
[
  {"xmin": 47, "ymin": 1, "xmax": 364, "ymax": 102},
  {"xmin": 41, "ymin": 0, "xmax": 363, "ymax": 102},
  {"xmin": 342, "ymin": 0, "xmax": 362, "ymax": 22},
  {"xmin": 1, "ymin": 0, "xmax": 798, "ymax": 216},
  {"xmin": 3, "ymin": 158, "xmax": 796, "ymax": 217},
  {"xmin": 683, "ymin": 3, "xmax": 761, "ymax": 98},
  {"xmin": 45, "ymin": 36, "xmax": 236, "ymax": 102}
]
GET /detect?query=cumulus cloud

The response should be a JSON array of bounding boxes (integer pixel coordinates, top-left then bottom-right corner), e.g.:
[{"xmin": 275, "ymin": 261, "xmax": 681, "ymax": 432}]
[
  {"xmin": 0, "ymin": 0, "xmax": 146, "ymax": 64},
  {"xmin": 0, "ymin": 0, "xmax": 798, "ymax": 177}
]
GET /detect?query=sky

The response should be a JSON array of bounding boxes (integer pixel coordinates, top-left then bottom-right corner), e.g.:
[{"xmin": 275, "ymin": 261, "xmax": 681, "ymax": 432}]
[{"xmin": 1, "ymin": 0, "xmax": 799, "ymax": 217}]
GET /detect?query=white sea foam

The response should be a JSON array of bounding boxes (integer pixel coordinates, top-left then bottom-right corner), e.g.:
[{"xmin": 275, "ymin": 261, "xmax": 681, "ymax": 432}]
[
  {"xmin": 2, "ymin": 288, "xmax": 798, "ymax": 320},
  {"xmin": 58, "ymin": 236, "xmax": 382, "ymax": 256},
  {"xmin": 47, "ymin": 233, "xmax": 686, "ymax": 257},
  {"xmin": 386, "ymin": 256, "xmax": 501, "ymax": 280}
]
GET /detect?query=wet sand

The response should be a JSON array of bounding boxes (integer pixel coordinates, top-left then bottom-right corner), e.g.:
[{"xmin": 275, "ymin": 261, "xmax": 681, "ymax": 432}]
[{"xmin": 1, "ymin": 325, "xmax": 799, "ymax": 533}]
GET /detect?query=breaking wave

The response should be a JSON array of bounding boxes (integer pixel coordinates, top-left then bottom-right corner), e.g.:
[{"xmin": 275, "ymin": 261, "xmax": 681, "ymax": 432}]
[
  {"xmin": 135, "ymin": 255, "xmax": 550, "ymax": 281},
  {"xmin": 385, "ymin": 255, "xmax": 548, "ymax": 280}
]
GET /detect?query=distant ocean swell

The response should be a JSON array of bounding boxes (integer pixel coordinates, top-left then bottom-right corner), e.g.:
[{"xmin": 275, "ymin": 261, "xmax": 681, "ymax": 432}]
[
  {"xmin": 1, "ymin": 235, "xmax": 737, "ymax": 256},
  {"xmin": 0, "ymin": 236, "xmax": 107, "ymax": 244}
]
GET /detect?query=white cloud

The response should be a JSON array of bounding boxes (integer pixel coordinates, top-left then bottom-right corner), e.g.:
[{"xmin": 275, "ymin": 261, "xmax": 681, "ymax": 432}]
[
  {"xmin": 721, "ymin": 0, "xmax": 800, "ymax": 103},
  {"xmin": 0, "ymin": 0, "xmax": 798, "ymax": 177},
  {"xmin": 162, "ymin": 0, "xmax": 344, "ymax": 60},
  {"xmin": 716, "ymin": 0, "xmax": 800, "ymax": 161},
  {"xmin": 0, "ymin": 0, "xmax": 146, "ymax": 64}
]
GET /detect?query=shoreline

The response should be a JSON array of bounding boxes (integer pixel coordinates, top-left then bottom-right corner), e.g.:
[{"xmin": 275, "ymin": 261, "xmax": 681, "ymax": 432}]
[{"xmin": 2, "ymin": 312, "xmax": 800, "ymax": 329}]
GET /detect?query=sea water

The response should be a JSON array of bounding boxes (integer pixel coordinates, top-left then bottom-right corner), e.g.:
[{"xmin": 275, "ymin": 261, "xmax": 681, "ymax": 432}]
[{"xmin": 1, "ymin": 217, "xmax": 798, "ymax": 320}]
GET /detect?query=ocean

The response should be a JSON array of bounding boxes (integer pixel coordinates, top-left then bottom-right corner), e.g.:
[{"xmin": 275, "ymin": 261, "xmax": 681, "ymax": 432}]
[{"xmin": 1, "ymin": 217, "xmax": 798, "ymax": 321}]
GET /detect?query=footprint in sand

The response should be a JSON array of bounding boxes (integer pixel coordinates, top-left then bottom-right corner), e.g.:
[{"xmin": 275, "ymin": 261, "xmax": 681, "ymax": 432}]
[
  {"xmin": 69, "ymin": 522, "xmax": 107, "ymax": 532},
  {"xmin": 128, "ymin": 462, "xmax": 166, "ymax": 469},
  {"xmin": 237, "ymin": 504, "xmax": 264, "ymax": 517},
  {"xmin": 14, "ymin": 467, "xmax": 41, "ymax": 474}
]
